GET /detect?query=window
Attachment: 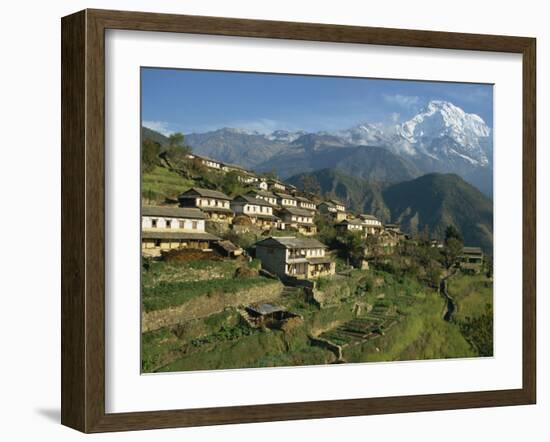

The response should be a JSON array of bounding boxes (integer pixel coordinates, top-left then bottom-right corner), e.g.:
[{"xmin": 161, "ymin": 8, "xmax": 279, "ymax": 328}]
[
  {"xmin": 154, "ymin": 239, "xmax": 161, "ymax": 247},
  {"xmin": 179, "ymin": 220, "xmax": 185, "ymax": 229},
  {"xmin": 165, "ymin": 219, "xmax": 172, "ymax": 228},
  {"xmin": 151, "ymin": 218, "xmax": 157, "ymax": 228},
  {"xmin": 192, "ymin": 221, "xmax": 198, "ymax": 230}
]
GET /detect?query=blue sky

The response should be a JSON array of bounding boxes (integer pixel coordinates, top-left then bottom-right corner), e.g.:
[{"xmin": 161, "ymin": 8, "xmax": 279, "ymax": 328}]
[{"xmin": 141, "ymin": 68, "xmax": 493, "ymax": 136}]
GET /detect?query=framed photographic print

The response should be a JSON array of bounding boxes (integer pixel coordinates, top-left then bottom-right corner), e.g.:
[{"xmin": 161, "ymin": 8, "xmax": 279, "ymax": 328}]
[{"xmin": 61, "ymin": 9, "xmax": 536, "ymax": 433}]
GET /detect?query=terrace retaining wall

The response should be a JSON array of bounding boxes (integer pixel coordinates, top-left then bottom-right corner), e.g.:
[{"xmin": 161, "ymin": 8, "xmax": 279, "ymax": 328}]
[{"xmin": 142, "ymin": 280, "xmax": 284, "ymax": 332}]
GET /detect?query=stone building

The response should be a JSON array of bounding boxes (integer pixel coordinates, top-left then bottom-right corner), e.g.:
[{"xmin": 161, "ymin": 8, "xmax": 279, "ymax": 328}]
[
  {"xmin": 278, "ymin": 207, "xmax": 317, "ymax": 235},
  {"xmin": 231, "ymin": 194, "xmax": 279, "ymax": 229},
  {"xmin": 458, "ymin": 246, "xmax": 484, "ymax": 273},
  {"xmin": 246, "ymin": 189, "xmax": 278, "ymax": 206},
  {"xmin": 141, "ymin": 206, "xmax": 220, "ymax": 255},
  {"xmin": 178, "ymin": 187, "xmax": 233, "ymax": 222},
  {"xmin": 318, "ymin": 200, "xmax": 347, "ymax": 221},
  {"xmin": 274, "ymin": 192, "xmax": 297, "ymax": 208},
  {"xmin": 295, "ymin": 196, "xmax": 316, "ymax": 213},
  {"xmin": 255, "ymin": 237, "xmax": 335, "ymax": 280},
  {"xmin": 335, "ymin": 218, "xmax": 366, "ymax": 236},
  {"xmin": 359, "ymin": 214, "xmax": 383, "ymax": 234}
]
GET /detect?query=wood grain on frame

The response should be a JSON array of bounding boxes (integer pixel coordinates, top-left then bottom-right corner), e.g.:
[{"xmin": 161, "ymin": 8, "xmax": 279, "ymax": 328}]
[{"xmin": 61, "ymin": 8, "xmax": 536, "ymax": 433}]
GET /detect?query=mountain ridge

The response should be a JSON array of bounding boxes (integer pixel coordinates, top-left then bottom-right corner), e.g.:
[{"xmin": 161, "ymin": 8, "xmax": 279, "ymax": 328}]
[{"xmin": 145, "ymin": 100, "xmax": 492, "ymax": 196}]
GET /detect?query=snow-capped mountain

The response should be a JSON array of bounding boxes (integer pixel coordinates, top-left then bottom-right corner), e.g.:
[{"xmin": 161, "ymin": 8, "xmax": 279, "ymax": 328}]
[
  {"xmin": 266, "ymin": 130, "xmax": 306, "ymax": 143},
  {"xmin": 336, "ymin": 100, "xmax": 492, "ymax": 166},
  {"xmin": 156, "ymin": 100, "xmax": 493, "ymax": 195}
]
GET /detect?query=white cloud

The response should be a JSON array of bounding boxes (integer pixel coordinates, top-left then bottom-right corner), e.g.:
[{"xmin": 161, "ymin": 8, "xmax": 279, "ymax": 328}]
[
  {"xmin": 142, "ymin": 120, "xmax": 174, "ymax": 136},
  {"xmin": 390, "ymin": 112, "xmax": 401, "ymax": 123},
  {"xmin": 383, "ymin": 94, "xmax": 421, "ymax": 109}
]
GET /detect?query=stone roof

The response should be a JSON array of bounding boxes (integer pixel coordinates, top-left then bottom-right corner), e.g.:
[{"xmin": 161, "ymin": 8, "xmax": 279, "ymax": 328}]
[
  {"xmin": 141, "ymin": 206, "xmax": 206, "ymax": 219},
  {"xmin": 247, "ymin": 189, "xmax": 277, "ymax": 198},
  {"xmin": 255, "ymin": 236, "xmax": 327, "ymax": 249},
  {"xmin": 295, "ymin": 196, "xmax": 315, "ymax": 204},
  {"xmin": 232, "ymin": 194, "xmax": 274, "ymax": 207},
  {"xmin": 246, "ymin": 303, "xmax": 285, "ymax": 316},
  {"xmin": 279, "ymin": 207, "xmax": 314, "ymax": 217},
  {"xmin": 462, "ymin": 246, "xmax": 483, "ymax": 255},
  {"xmin": 216, "ymin": 240, "xmax": 242, "ymax": 253},
  {"xmin": 141, "ymin": 231, "xmax": 220, "ymax": 241},
  {"xmin": 336, "ymin": 218, "xmax": 363, "ymax": 226},
  {"xmin": 274, "ymin": 192, "xmax": 297, "ymax": 201},
  {"xmin": 359, "ymin": 214, "xmax": 380, "ymax": 221},
  {"xmin": 179, "ymin": 187, "xmax": 231, "ymax": 200}
]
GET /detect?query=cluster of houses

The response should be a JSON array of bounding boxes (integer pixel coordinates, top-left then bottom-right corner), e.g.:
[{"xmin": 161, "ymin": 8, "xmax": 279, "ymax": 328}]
[{"xmin": 141, "ymin": 151, "xmax": 483, "ymax": 281}]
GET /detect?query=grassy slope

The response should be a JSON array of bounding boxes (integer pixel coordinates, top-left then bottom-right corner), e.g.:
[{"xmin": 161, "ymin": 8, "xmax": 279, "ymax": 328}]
[
  {"xmin": 141, "ymin": 259, "xmax": 273, "ymax": 312},
  {"xmin": 143, "ymin": 263, "xmax": 490, "ymax": 373},
  {"xmin": 141, "ymin": 166, "xmax": 195, "ymax": 203},
  {"xmin": 447, "ymin": 273, "xmax": 493, "ymax": 321}
]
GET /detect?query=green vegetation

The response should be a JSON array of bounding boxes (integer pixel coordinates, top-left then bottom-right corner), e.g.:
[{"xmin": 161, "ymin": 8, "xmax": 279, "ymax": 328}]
[
  {"xmin": 383, "ymin": 173, "xmax": 493, "ymax": 253},
  {"xmin": 143, "ymin": 271, "xmax": 274, "ymax": 312},
  {"xmin": 447, "ymin": 273, "xmax": 493, "ymax": 356},
  {"xmin": 142, "ymin": 166, "xmax": 195, "ymax": 202}
]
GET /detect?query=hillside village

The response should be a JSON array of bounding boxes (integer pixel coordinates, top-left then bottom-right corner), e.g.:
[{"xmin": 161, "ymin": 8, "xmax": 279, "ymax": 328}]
[
  {"xmin": 141, "ymin": 149, "xmax": 415, "ymax": 274},
  {"xmin": 140, "ymin": 135, "xmax": 492, "ymax": 373}
]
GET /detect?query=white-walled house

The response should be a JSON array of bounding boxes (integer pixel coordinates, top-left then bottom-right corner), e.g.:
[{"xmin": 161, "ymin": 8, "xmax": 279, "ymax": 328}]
[
  {"xmin": 274, "ymin": 192, "xmax": 297, "ymax": 208},
  {"xmin": 255, "ymin": 237, "xmax": 335, "ymax": 280},
  {"xmin": 200, "ymin": 156, "xmax": 222, "ymax": 170},
  {"xmin": 318, "ymin": 201, "xmax": 347, "ymax": 221},
  {"xmin": 335, "ymin": 218, "xmax": 366, "ymax": 236},
  {"xmin": 278, "ymin": 207, "xmax": 317, "ymax": 235},
  {"xmin": 141, "ymin": 206, "xmax": 220, "ymax": 255},
  {"xmin": 295, "ymin": 196, "xmax": 316, "ymax": 213},
  {"xmin": 178, "ymin": 187, "xmax": 233, "ymax": 222},
  {"xmin": 246, "ymin": 190, "xmax": 278, "ymax": 207},
  {"xmin": 231, "ymin": 195, "xmax": 279, "ymax": 228},
  {"xmin": 359, "ymin": 214, "xmax": 383, "ymax": 234},
  {"xmin": 267, "ymin": 179, "xmax": 287, "ymax": 192},
  {"xmin": 255, "ymin": 180, "xmax": 269, "ymax": 190}
]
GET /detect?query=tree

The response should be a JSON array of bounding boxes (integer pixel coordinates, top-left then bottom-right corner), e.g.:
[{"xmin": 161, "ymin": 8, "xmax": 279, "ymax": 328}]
[
  {"xmin": 221, "ymin": 171, "xmax": 243, "ymax": 196},
  {"xmin": 299, "ymin": 174, "xmax": 321, "ymax": 196},
  {"xmin": 443, "ymin": 237, "xmax": 463, "ymax": 270},
  {"xmin": 142, "ymin": 139, "xmax": 161, "ymax": 173},
  {"xmin": 339, "ymin": 231, "xmax": 365, "ymax": 267},
  {"xmin": 444, "ymin": 225, "xmax": 463, "ymax": 244},
  {"xmin": 168, "ymin": 132, "xmax": 185, "ymax": 148},
  {"xmin": 419, "ymin": 224, "xmax": 431, "ymax": 244}
]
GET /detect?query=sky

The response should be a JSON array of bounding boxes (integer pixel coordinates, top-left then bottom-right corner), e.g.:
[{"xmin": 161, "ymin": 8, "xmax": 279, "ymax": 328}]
[{"xmin": 141, "ymin": 67, "xmax": 493, "ymax": 136}]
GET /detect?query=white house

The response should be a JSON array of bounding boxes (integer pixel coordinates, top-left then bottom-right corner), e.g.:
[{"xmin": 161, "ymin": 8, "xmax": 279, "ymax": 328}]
[
  {"xmin": 246, "ymin": 190, "xmax": 278, "ymax": 207},
  {"xmin": 318, "ymin": 200, "xmax": 347, "ymax": 221},
  {"xmin": 255, "ymin": 180, "xmax": 268, "ymax": 190},
  {"xmin": 255, "ymin": 237, "xmax": 335, "ymax": 280},
  {"xmin": 295, "ymin": 196, "xmax": 316, "ymax": 212},
  {"xmin": 141, "ymin": 206, "xmax": 220, "ymax": 255},
  {"xmin": 178, "ymin": 187, "xmax": 233, "ymax": 222},
  {"xmin": 278, "ymin": 207, "xmax": 317, "ymax": 235},
  {"xmin": 274, "ymin": 192, "xmax": 297, "ymax": 208},
  {"xmin": 359, "ymin": 214, "xmax": 383, "ymax": 234},
  {"xmin": 231, "ymin": 195, "xmax": 279, "ymax": 228},
  {"xmin": 267, "ymin": 179, "xmax": 287, "ymax": 192},
  {"xmin": 335, "ymin": 218, "xmax": 366, "ymax": 236},
  {"xmin": 200, "ymin": 156, "xmax": 222, "ymax": 170}
]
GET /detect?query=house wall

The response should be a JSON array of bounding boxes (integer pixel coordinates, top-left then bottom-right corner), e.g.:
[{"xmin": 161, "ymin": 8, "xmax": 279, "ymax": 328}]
[
  {"xmin": 196, "ymin": 197, "xmax": 230, "ymax": 209},
  {"xmin": 202, "ymin": 159, "xmax": 221, "ymax": 169},
  {"xmin": 141, "ymin": 216, "xmax": 205, "ymax": 232},
  {"xmin": 256, "ymin": 246, "xmax": 287, "ymax": 277}
]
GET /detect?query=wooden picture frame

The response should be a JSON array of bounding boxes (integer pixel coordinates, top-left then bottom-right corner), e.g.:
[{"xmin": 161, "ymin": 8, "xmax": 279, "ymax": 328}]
[{"xmin": 61, "ymin": 8, "xmax": 536, "ymax": 433}]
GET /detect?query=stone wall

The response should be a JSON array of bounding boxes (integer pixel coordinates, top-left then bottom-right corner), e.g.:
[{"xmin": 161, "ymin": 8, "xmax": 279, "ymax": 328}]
[{"xmin": 142, "ymin": 280, "xmax": 284, "ymax": 332}]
